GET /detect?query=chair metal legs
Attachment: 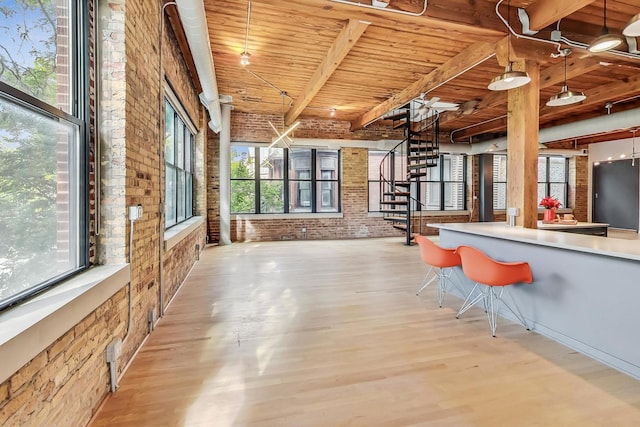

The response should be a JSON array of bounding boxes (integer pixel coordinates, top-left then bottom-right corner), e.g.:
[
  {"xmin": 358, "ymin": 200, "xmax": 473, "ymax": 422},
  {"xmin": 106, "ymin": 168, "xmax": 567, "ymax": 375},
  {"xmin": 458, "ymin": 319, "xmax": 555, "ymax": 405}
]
[
  {"xmin": 456, "ymin": 283, "xmax": 529, "ymax": 337},
  {"xmin": 416, "ymin": 266, "xmax": 460, "ymax": 307}
]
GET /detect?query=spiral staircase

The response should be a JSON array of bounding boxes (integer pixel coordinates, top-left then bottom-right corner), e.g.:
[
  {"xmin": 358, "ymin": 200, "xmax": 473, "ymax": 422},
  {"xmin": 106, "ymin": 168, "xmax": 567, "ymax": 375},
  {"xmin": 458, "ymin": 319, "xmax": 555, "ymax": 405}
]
[{"xmin": 378, "ymin": 109, "xmax": 440, "ymax": 245}]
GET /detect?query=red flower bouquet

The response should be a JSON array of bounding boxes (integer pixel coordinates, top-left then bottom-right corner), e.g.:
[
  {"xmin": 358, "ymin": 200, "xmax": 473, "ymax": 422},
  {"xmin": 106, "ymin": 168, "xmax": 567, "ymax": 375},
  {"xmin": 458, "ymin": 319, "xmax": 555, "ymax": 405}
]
[{"xmin": 539, "ymin": 196, "xmax": 561, "ymax": 209}]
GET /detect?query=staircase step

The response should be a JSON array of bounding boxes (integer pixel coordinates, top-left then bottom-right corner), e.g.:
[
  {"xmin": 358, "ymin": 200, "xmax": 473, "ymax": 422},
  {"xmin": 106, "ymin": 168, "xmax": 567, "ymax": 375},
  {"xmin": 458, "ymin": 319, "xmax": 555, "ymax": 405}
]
[
  {"xmin": 393, "ymin": 181, "xmax": 411, "ymax": 188},
  {"xmin": 409, "ymin": 172, "xmax": 427, "ymax": 178},
  {"xmin": 383, "ymin": 215, "xmax": 408, "ymax": 222},
  {"xmin": 409, "ymin": 146, "xmax": 437, "ymax": 152},
  {"xmin": 392, "ymin": 120, "xmax": 408, "ymax": 129},
  {"xmin": 393, "ymin": 223, "xmax": 408, "ymax": 232},
  {"xmin": 384, "ymin": 191, "xmax": 410, "ymax": 197},
  {"xmin": 409, "ymin": 154, "xmax": 437, "ymax": 161},
  {"xmin": 380, "ymin": 200, "xmax": 408, "ymax": 205},
  {"xmin": 385, "ymin": 111, "xmax": 409, "ymax": 121},
  {"xmin": 407, "ymin": 164, "xmax": 428, "ymax": 171},
  {"xmin": 381, "ymin": 209, "xmax": 408, "ymax": 215}
]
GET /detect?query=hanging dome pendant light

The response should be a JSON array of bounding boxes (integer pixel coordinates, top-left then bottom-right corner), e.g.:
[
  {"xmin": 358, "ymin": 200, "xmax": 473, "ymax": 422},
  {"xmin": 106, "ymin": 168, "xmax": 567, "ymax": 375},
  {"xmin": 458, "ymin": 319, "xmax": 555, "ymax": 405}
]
[
  {"xmin": 489, "ymin": 62, "xmax": 531, "ymax": 91},
  {"xmin": 588, "ymin": 0, "xmax": 623, "ymax": 53},
  {"xmin": 488, "ymin": 0, "xmax": 530, "ymax": 91},
  {"xmin": 546, "ymin": 54, "xmax": 586, "ymax": 107},
  {"xmin": 623, "ymin": 12, "xmax": 640, "ymax": 37}
]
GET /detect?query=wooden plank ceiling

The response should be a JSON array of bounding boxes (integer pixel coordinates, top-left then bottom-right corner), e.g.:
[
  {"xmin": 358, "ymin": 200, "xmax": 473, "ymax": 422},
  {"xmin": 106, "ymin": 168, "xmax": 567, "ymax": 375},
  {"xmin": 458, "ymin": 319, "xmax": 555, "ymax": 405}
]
[{"xmin": 174, "ymin": 0, "xmax": 640, "ymax": 146}]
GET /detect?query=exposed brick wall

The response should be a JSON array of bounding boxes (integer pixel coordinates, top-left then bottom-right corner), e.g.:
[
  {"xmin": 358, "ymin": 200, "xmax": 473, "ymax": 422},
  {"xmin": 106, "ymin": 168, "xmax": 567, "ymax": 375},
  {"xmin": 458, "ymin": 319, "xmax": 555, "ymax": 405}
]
[
  {"xmin": 224, "ymin": 113, "xmax": 480, "ymax": 241},
  {"xmin": 207, "ymin": 132, "xmax": 221, "ymax": 243},
  {"xmin": 0, "ymin": 0, "xmax": 206, "ymax": 425},
  {"xmin": 231, "ymin": 112, "xmax": 406, "ymax": 142},
  {"xmin": 163, "ymin": 224, "xmax": 207, "ymax": 303},
  {"xmin": 0, "ymin": 289, "xmax": 126, "ymax": 426},
  {"xmin": 570, "ymin": 156, "xmax": 589, "ymax": 222}
]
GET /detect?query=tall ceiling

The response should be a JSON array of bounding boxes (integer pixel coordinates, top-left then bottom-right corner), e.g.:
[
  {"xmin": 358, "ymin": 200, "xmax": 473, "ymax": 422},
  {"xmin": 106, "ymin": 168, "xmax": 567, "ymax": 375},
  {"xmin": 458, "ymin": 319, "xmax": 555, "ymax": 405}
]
[{"xmin": 169, "ymin": 0, "xmax": 640, "ymax": 146}]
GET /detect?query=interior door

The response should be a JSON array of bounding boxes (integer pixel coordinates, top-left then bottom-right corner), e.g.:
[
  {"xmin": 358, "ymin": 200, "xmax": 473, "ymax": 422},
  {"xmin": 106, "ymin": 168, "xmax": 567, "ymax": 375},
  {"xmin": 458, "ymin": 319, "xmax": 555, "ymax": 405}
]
[{"xmin": 592, "ymin": 159, "xmax": 639, "ymax": 231}]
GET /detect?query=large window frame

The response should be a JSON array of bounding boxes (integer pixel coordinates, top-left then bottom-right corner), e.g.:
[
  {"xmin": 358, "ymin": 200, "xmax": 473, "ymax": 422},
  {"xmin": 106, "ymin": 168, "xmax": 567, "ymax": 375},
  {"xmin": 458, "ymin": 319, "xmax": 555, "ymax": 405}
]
[
  {"xmin": 492, "ymin": 154, "xmax": 568, "ymax": 209},
  {"xmin": 419, "ymin": 154, "xmax": 467, "ymax": 211},
  {"xmin": 231, "ymin": 146, "xmax": 341, "ymax": 214},
  {"xmin": 538, "ymin": 156, "xmax": 569, "ymax": 207},
  {"xmin": 0, "ymin": 0, "xmax": 90, "ymax": 311},
  {"xmin": 164, "ymin": 92, "xmax": 195, "ymax": 229}
]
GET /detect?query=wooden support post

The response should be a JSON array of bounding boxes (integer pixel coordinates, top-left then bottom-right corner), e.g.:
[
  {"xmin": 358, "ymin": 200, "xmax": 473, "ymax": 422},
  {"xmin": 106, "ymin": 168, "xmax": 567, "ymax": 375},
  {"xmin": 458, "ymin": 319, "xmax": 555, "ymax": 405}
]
[{"xmin": 507, "ymin": 59, "xmax": 539, "ymax": 229}]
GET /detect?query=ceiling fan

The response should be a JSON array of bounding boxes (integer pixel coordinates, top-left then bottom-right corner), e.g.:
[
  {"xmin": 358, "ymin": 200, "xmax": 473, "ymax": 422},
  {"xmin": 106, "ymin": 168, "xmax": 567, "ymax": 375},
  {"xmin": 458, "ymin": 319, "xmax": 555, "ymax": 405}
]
[{"xmin": 411, "ymin": 96, "xmax": 459, "ymax": 120}]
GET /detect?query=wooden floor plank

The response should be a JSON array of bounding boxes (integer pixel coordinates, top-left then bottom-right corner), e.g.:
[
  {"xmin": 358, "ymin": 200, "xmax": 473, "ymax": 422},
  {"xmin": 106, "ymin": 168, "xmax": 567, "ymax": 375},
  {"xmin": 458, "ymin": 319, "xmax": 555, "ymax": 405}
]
[{"xmin": 90, "ymin": 238, "xmax": 640, "ymax": 426}]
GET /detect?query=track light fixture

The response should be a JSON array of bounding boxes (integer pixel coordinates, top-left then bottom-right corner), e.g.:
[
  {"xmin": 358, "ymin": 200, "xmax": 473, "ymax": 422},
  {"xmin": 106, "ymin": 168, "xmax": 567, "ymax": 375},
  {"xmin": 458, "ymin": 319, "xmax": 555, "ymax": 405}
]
[
  {"xmin": 588, "ymin": 0, "xmax": 623, "ymax": 53},
  {"xmin": 546, "ymin": 53, "xmax": 586, "ymax": 107},
  {"xmin": 488, "ymin": 0, "xmax": 530, "ymax": 91}
]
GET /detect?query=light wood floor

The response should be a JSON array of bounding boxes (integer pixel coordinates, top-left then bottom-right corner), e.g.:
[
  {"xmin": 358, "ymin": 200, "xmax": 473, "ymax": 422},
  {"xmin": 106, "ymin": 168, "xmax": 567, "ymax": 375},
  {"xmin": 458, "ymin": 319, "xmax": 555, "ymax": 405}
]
[{"xmin": 91, "ymin": 238, "xmax": 640, "ymax": 427}]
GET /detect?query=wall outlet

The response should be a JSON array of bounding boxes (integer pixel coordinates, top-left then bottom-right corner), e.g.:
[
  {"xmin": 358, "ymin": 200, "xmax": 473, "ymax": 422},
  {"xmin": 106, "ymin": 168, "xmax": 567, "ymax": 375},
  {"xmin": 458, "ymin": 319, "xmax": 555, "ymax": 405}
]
[{"xmin": 128, "ymin": 205, "xmax": 143, "ymax": 221}]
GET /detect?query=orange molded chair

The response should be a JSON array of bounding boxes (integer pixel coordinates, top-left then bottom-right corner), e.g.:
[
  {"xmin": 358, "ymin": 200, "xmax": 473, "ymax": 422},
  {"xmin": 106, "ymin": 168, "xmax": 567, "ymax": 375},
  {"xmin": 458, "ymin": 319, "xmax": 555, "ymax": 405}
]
[
  {"xmin": 455, "ymin": 245, "xmax": 533, "ymax": 337},
  {"xmin": 415, "ymin": 235, "xmax": 463, "ymax": 307}
]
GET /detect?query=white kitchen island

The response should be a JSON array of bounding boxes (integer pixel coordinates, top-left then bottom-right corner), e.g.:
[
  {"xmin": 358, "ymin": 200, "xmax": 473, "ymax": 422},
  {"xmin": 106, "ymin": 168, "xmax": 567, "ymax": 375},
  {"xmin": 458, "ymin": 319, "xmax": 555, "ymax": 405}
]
[{"xmin": 431, "ymin": 222, "xmax": 640, "ymax": 380}]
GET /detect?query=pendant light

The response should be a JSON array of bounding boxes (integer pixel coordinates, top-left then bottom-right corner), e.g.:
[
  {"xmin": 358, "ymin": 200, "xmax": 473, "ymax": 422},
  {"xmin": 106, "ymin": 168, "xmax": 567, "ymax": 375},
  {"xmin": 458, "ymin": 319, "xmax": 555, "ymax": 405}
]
[
  {"xmin": 546, "ymin": 53, "xmax": 586, "ymax": 107},
  {"xmin": 240, "ymin": 0, "xmax": 252, "ymax": 66},
  {"xmin": 588, "ymin": 0, "xmax": 623, "ymax": 53},
  {"xmin": 488, "ymin": 0, "xmax": 530, "ymax": 91},
  {"xmin": 623, "ymin": 12, "xmax": 640, "ymax": 37}
]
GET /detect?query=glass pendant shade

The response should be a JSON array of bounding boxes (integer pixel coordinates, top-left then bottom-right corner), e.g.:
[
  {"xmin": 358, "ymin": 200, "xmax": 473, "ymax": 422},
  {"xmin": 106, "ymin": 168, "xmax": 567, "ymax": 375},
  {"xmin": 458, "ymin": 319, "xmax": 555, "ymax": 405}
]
[{"xmin": 488, "ymin": 63, "xmax": 531, "ymax": 91}]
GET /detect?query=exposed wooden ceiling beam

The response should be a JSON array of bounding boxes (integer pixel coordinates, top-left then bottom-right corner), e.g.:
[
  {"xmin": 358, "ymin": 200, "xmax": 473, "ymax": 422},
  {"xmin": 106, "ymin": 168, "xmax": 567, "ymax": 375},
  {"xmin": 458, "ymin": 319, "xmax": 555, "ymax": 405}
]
[
  {"xmin": 540, "ymin": 57, "xmax": 602, "ymax": 88},
  {"xmin": 250, "ymin": 0, "xmax": 505, "ymax": 37},
  {"xmin": 285, "ymin": 19, "xmax": 369, "ymax": 126},
  {"xmin": 525, "ymin": 0, "xmax": 597, "ymax": 32},
  {"xmin": 442, "ymin": 57, "xmax": 602, "ymax": 130},
  {"xmin": 350, "ymin": 41, "xmax": 496, "ymax": 130}
]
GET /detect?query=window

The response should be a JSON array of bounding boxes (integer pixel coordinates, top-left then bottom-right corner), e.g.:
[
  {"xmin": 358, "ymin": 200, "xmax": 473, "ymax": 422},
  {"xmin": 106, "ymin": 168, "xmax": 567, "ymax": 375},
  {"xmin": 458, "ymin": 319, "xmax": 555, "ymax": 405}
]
[
  {"xmin": 0, "ymin": 0, "xmax": 89, "ymax": 310},
  {"xmin": 165, "ymin": 97, "xmax": 195, "ymax": 228},
  {"xmin": 492, "ymin": 155, "xmax": 568, "ymax": 209},
  {"xmin": 420, "ymin": 155, "xmax": 466, "ymax": 211},
  {"xmin": 493, "ymin": 155, "xmax": 508, "ymax": 210},
  {"xmin": 367, "ymin": 150, "xmax": 387, "ymax": 212},
  {"xmin": 231, "ymin": 146, "xmax": 340, "ymax": 214},
  {"xmin": 539, "ymin": 156, "xmax": 568, "ymax": 206}
]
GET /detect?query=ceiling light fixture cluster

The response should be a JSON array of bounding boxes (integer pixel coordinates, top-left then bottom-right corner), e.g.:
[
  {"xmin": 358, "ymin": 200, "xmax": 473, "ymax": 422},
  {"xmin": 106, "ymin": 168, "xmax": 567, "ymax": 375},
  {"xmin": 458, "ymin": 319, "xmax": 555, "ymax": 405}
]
[
  {"xmin": 488, "ymin": 0, "xmax": 530, "ymax": 91},
  {"xmin": 240, "ymin": 0, "xmax": 251, "ymax": 66},
  {"xmin": 588, "ymin": 0, "xmax": 622, "ymax": 53}
]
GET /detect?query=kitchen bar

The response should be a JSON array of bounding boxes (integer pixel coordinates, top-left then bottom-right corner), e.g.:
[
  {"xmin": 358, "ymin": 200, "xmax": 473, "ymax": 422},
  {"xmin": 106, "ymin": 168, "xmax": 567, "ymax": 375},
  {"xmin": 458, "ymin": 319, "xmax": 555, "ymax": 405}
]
[{"xmin": 431, "ymin": 222, "xmax": 640, "ymax": 380}]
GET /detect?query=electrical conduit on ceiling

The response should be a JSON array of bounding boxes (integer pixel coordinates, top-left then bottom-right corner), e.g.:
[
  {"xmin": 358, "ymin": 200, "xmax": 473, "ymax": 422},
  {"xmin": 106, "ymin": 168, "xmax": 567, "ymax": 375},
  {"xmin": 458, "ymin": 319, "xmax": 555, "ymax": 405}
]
[
  {"xmin": 329, "ymin": 0, "xmax": 427, "ymax": 17},
  {"xmin": 175, "ymin": 0, "xmax": 222, "ymax": 133}
]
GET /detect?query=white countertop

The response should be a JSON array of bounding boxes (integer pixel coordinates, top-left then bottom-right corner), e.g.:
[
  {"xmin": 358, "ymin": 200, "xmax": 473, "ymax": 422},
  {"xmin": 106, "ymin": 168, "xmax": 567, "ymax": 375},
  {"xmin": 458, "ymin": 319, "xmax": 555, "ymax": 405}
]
[
  {"xmin": 537, "ymin": 221, "xmax": 608, "ymax": 229},
  {"xmin": 430, "ymin": 222, "xmax": 640, "ymax": 262}
]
